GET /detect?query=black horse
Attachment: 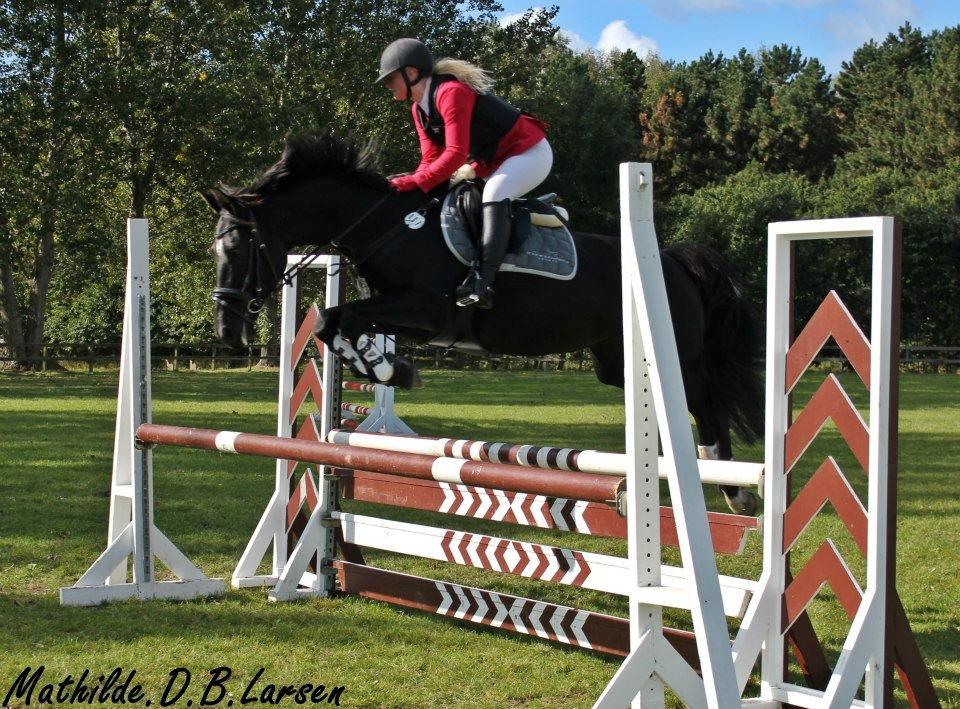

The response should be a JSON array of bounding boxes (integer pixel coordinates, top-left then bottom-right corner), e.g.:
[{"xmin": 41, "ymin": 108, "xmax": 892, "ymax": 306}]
[{"xmin": 203, "ymin": 133, "xmax": 763, "ymax": 514}]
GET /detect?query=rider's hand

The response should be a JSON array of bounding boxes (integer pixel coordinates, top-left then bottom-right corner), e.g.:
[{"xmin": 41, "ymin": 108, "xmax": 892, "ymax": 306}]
[
  {"xmin": 449, "ymin": 163, "xmax": 476, "ymax": 186},
  {"xmin": 389, "ymin": 175, "xmax": 418, "ymax": 193}
]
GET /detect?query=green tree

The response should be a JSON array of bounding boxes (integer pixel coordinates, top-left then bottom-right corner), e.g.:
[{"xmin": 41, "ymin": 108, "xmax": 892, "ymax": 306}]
[
  {"xmin": 660, "ymin": 163, "xmax": 818, "ymax": 295},
  {"xmin": 750, "ymin": 45, "xmax": 838, "ymax": 178},
  {"xmin": 903, "ymin": 26, "xmax": 960, "ymax": 171},
  {"xmin": 0, "ymin": 0, "xmax": 84, "ymax": 368},
  {"xmin": 834, "ymin": 23, "xmax": 929, "ymax": 171},
  {"xmin": 820, "ymin": 162, "xmax": 960, "ymax": 345},
  {"xmin": 525, "ymin": 47, "xmax": 642, "ymax": 232},
  {"xmin": 639, "ymin": 52, "xmax": 728, "ymax": 198}
]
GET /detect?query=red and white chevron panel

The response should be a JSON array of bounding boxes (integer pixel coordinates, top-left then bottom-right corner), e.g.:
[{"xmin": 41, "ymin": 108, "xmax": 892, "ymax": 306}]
[
  {"xmin": 332, "ymin": 560, "xmax": 713, "ymax": 661},
  {"xmin": 784, "ymin": 373, "xmax": 870, "ymax": 474},
  {"xmin": 289, "ymin": 358, "xmax": 323, "ymax": 421},
  {"xmin": 785, "ymin": 290, "xmax": 871, "ymax": 391},
  {"xmin": 783, "ymin": 540, "xmax": 864, "ymax": 631},
  {"xmin": 438, "ymin": 481, "xmax": 593, "ymax": 532},
  {"xmin": 767, "ymin": 251, "xmax": 938, "ymax": 705},
  {"xmin": 438, "ymin": 530, "xmax": 593, "ymax": 587},
  {"xmin": 780, "ymin": 291, "xmax": 872, "ymax": 632},
  {"xmin": 286, "ymin": 471, "xmax": 319, "ymax": 531},
  {"xmin": 334, "ymin": 512, "xmax": 754, "ymax": 617},
  {"xmin": 336, "ymin": 469, "xmax": 758, "ymax": 554},
  {"xmin": 434, "ymin": 578, "xmax": 594, "ymax": 647},
  {"xmin": 289, "ymin": 304, "xmax": 324, "ymax": 370}
]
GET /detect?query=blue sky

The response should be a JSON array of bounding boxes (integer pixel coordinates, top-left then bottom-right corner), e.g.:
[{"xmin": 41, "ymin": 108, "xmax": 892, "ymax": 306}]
[{"xmin": 498, "ymin": 0, "xmax": 960, "ymax": 74}]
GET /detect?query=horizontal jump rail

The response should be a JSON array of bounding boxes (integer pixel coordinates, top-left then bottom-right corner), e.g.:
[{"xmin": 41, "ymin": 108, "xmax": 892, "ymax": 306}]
[
  {"xmin": 328, "ymin": 430, "xmax": 764, "ymax": 488},
  {"xmin": 338, "ymin": 469, "xmax": 758, "ymax": 554},
  {"xmin": 335, "ymin": 512, "xmax": 754, "ymax": 618},
  {"xmin": 342, "ymin": 380, "xmax": 378, "ymax": 394},
  {"xmin": 334, "ymin": 560, "xmax": 633, "ymax": 656},
  {"xmin": 136, "ymin": 424, "xmax": 625, "ymax": 505}
]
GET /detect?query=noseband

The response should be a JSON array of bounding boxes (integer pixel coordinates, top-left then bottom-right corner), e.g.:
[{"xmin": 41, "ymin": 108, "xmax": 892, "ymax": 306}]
[{"xmin": 212, "ymin": 210, "xmax": 283, "ymax": 327}]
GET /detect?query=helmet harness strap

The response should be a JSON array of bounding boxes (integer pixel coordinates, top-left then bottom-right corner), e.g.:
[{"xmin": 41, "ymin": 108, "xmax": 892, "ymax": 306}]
[{"xmin": 401, "ymin": 67, "xmax": 425, "ymax": 101}]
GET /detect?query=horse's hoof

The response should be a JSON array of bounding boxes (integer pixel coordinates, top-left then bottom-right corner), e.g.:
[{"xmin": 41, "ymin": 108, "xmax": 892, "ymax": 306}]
[
  {"xmin": 721, "ymin": 487, "xmax": 758, "ymax": 516},
  {"xmin": 387, "ymin": 357, "xmax": 423, "ymax": 389}
]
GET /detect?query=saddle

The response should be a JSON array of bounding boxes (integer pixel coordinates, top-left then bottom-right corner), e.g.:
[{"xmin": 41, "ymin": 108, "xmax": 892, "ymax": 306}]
[{"xmin": 439, "ymin": 181, "xmax": 577, "ymax": 281}]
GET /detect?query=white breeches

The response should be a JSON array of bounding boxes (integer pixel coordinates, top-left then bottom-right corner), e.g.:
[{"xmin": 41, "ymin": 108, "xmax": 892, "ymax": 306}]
[{"xmin": 482, "ymin": 138, "xmax": 553, "ymax": 203}]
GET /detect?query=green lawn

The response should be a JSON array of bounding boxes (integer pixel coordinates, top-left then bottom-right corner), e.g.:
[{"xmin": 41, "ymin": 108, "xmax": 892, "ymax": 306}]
[{"xmin": 0, "ymin": 369, "xmax": 956, "ymax": 707}]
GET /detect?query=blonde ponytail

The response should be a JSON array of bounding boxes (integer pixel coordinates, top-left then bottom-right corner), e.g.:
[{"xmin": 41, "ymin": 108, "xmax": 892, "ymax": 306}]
[{"xmin": 433, "ymin": 58, "xmax": 495, "ymax": 94}]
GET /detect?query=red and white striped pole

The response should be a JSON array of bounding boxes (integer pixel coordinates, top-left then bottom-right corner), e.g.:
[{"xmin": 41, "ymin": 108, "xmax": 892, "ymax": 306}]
[{"xmin": 137, "ymin": 424, "xmax": 625, "ymax": 505}]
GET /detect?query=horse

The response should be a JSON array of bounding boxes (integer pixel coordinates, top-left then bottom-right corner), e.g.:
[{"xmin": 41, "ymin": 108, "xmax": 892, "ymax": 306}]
[{"xmin": 202, "ymin": 133, "xmax": 763, "ymax": 514}]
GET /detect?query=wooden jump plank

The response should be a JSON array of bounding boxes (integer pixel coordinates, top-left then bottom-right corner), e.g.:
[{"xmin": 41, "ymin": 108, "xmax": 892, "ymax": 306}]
[
  {"xmin": 332, "ymin": 560, "xmax": 701, "ymax": 666},
  {"xmin": 335, "ymin": 512, "xmax": 755, "ymax": 618},
  {"xmin": 337, "ymin": 469, "xmax": 758, "ymax": 555}
]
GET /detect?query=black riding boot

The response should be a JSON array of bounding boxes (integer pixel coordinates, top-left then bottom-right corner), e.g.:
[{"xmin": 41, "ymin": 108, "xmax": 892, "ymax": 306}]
[{"xmin": 456, "ymin": 199, "xmax": 512, "ymax": 309}]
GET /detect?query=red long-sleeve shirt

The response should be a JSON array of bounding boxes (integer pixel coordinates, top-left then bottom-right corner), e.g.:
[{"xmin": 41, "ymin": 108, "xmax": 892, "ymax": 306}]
[{"xmin": 390, "ymin": 80, "xmax": 547, "ymax": 193}]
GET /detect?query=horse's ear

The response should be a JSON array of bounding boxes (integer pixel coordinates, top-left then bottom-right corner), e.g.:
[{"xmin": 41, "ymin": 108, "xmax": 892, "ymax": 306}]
[{"xmin": 200, "ymin": 187, "xmax": 231, "ymax": 214}]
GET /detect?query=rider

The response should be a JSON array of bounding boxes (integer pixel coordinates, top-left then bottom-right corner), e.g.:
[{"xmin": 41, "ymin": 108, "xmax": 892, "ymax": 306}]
[{"xmin": 376, "ymin": 38, "xmax": 552, "ymax": 309}]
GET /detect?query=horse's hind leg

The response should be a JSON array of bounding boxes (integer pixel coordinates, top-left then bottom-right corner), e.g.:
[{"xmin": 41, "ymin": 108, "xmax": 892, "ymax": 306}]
[{"xmin": 690, "ymin": 406, "xmax": 758, "ymax": 516}]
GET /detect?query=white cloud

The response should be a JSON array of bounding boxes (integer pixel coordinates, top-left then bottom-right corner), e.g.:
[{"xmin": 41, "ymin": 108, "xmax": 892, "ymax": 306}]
[
  {"xmin": 499, "ymin": 7, "xmax": 550, "ymax": 26},
  {"xmin": 596, "ymin": 20, "xmax": 660, "ymax": 58},
  {"xmin": 498, "ymin": 11, "xmax": 658, "ymax": 58},
  {"xmin": 559, "ymin": 28, "xmax": 592, "ymax": 53}
]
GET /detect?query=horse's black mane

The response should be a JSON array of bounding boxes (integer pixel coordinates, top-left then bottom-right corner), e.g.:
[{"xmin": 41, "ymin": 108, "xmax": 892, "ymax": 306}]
[{"xmin": 231, "ymin": 133, "xmax": 389, "ymax": 200}]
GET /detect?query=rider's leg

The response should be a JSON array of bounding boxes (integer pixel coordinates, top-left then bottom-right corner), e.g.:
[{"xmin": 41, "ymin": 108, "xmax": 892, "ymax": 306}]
[{"xmin": 456, "ymin": 139, "xmax": 553, "ymax": 308}]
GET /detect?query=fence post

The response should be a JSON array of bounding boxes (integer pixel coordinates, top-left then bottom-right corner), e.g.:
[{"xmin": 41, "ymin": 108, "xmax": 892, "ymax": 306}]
[
  {"xmin": 211, "ymin": 345, "xmax": 217, "ymax": 371},
  {"xmin": 88, "ymin": 345, "xmax": 94, "ymax": 373},
  {"xmin": 41, "ymin": 345, "xmax": 48, "ymax": 372},
  {"xmin": 173, "ymin": 346, "xmax": 179, "ymax": 372}
]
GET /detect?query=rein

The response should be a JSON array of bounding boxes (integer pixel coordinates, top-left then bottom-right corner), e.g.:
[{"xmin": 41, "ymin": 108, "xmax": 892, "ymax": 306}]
[
  {"xmin": 212, "ymin": 191, "xmax": 440, "ymax": 319},
  {"xmin": 332, "ymin": 195, "xmax": 439, "ymax": 265},
  {"xmin": 284, "ymin": 192, "xmax": 393, "ymax": 285}
]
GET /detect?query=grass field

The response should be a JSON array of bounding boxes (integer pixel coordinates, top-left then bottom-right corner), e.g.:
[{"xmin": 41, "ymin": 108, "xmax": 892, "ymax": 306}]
[{"xmin": 0, "ymin": 369, "xmax": 957, "ymax": 707}]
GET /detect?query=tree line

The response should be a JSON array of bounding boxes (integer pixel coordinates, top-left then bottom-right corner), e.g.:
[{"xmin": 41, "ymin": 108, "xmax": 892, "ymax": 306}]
[{"xmin": 2, "ymin": 2, "xmax": 958, "ymax": 369}]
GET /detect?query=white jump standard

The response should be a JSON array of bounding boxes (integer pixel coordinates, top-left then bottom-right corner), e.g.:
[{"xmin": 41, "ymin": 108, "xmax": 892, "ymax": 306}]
[{"xmin": 59, "ymin": 220, "xmax": 225, "ymax": 606}]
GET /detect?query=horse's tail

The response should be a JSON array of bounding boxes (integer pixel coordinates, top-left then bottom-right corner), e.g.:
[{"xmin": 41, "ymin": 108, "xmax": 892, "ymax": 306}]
[{"xmin": 662, "ymin": 243, "xmax": 764, "ymax": 445}]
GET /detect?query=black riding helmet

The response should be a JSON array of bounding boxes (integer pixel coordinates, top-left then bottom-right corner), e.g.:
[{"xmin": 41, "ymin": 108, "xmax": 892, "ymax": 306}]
[{"xmin": 375, "ymin": 38, "xmax": 434, "ymax": 99}]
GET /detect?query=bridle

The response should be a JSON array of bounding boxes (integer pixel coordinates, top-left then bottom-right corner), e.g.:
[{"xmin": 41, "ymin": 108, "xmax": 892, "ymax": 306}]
[
  {"xmin": 211, "ymin": 209, "xmax": 283, "ymax": 326},
  {"xmin": 212, "ymin": 191, "xmax": 431, "ymax": 325}
]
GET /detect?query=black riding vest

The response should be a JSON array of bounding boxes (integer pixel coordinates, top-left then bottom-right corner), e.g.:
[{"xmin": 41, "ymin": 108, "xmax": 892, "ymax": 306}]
[{"xmin": 416, "ymin": 74, "xmax": 521, "ymax": 165}]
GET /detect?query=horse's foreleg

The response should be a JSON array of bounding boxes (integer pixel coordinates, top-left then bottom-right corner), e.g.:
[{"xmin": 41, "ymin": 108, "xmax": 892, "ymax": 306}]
[
  {"xmin": 330, "ymin": 334, "xmax": 372, "ymax": 377},
  {"xmin": 353, "ymin": 334, "xmax": 395, "ymax": 382},
  {"xmin": 313, "ymin": 306, "xmax": 374, "ymax": 379},
  {"xmin": 316, "ymin": 291, "xmax": 449, "ymax": 389}
]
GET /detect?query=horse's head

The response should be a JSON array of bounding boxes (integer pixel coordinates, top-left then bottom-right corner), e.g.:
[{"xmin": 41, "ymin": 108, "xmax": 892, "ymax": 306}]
[
  {"xmin": 201, "ymin": 187, "xmax": 287, "ymax": 349},
  {"xmin": 202, "ymin": 133, "xmax": 390, "ymax": 348}
]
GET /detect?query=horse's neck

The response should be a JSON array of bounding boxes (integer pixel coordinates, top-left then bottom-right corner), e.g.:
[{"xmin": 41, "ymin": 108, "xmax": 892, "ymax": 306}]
[{"xmin": 278, "ymin": 181, "xmax": 411, "ymax": 251}]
